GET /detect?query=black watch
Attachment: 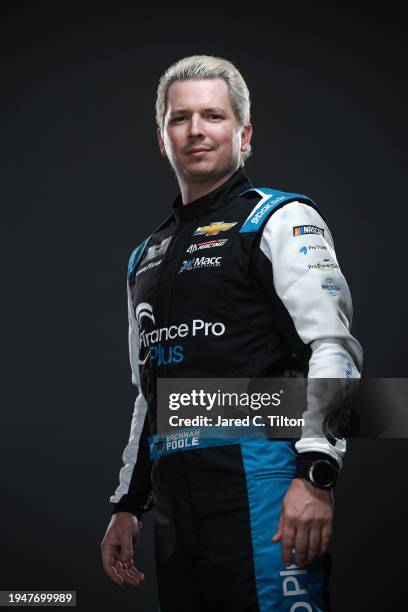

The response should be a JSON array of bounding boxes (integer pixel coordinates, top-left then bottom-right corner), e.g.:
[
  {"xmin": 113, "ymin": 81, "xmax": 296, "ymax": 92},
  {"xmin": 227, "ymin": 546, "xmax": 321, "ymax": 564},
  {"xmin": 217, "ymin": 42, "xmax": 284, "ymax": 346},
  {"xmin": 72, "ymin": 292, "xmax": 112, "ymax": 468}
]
[{"xmin": 297, "ymin": 459, "xmax": 338, "ymax": 490}]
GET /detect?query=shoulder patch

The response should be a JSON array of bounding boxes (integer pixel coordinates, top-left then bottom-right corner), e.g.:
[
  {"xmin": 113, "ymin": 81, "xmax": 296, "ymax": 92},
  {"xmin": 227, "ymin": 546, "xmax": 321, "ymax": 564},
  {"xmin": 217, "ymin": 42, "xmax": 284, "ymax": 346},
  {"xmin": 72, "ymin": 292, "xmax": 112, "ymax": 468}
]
[
  {"xmin": 128, "ymin": 236, "xmax": 151, "ymax": 277},
  {"xmin": 238, "ymin": 187, "xmax": 315, "ymax": 234}
]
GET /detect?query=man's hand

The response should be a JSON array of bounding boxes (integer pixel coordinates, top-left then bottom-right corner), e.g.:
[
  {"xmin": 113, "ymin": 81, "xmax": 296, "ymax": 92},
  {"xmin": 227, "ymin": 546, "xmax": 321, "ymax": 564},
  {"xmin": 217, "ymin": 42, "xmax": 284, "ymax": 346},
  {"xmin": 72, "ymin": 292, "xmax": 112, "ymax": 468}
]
[
  {"xmin": 272, "ymin": 478, "xmax": 333, "ymax": 567},
  {"xmin": 101, "ymin": 512, "xmax": 145, "ymax": 587}
]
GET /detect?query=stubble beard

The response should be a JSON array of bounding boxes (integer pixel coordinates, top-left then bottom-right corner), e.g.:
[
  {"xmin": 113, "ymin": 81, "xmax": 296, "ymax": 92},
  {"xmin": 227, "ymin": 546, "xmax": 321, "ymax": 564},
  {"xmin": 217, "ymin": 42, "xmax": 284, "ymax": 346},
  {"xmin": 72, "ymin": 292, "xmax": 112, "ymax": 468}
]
[{"xmin": 178, "ymin": 152, "xmax": 238, "ymax": 185}]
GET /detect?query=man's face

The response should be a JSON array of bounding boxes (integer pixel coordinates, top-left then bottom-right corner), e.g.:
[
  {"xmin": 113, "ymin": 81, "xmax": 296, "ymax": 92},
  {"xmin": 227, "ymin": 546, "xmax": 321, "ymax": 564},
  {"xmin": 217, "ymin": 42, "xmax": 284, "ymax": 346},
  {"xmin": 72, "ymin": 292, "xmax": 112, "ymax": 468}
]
[{"xmin": 157, "ymin": 78, "xmax": 251, "ymax": 183}]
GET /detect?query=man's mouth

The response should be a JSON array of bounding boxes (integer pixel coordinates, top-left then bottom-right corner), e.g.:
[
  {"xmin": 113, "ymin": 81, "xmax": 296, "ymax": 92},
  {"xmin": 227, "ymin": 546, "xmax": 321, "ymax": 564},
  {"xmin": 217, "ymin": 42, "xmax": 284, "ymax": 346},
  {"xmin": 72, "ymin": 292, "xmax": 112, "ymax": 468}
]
[{"xmin": 187, "ymin": 148, "xmax": 213, "ymax": 155}]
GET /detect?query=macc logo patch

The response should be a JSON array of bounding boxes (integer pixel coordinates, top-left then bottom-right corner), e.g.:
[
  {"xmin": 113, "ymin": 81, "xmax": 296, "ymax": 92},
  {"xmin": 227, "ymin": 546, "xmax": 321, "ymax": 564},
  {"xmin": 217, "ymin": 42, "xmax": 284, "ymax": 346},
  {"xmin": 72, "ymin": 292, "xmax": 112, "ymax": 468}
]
[{"xmin": 178, "ymin": 256, "xmax": 222, "ymax": 273}]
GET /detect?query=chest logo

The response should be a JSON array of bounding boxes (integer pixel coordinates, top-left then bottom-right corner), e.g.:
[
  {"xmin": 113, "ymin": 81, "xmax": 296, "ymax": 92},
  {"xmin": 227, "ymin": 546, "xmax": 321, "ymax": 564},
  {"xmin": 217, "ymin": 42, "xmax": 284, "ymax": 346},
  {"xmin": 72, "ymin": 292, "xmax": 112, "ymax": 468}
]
[
  {"xmin": 186, "ymin": 238, "xmax": 228, "ymax": 254},
  {"xmin": 194, "ymin": 222, "xmax": 237, "ymax": 236},
  {"xmin": 143, "ymin": 236, "xmax": 172, "ymax": 263},
  {"xmin": 178, "ymin": 256, "xmax": 222, "ymax": 274}
]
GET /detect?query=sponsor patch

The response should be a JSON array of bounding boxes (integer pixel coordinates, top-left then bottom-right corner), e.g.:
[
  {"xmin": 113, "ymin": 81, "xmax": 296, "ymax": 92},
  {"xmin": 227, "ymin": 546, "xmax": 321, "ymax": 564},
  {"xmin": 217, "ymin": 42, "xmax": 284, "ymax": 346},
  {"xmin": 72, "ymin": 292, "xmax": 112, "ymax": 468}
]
[
  {"xmin": 136, "ymin": 304, "xmax": 226, "ymax": 367},
  {"xmin": 154, "ymin": 440, "xmax": 165, "ymax": 453},
  {"xmin": 178, "ymin": 256, "xmax": 222, "ymax": 274},
  {"xmin": 194, "ymin": 222, "xmax": 237, "ymax": 236},
  {"xmin": 321, "ymin": 277, "xmax": 340, "ymax": 296},
  {"xmin": 249, "ymin": 197, "xmax": 285, "ymax": 225},
  {"xmin": 186, "ymin": 239, "xmax": 228, "ymax": 254},
  {"xmin": 308, "ymin": 259, "xmax": 339, "ymax": 272},
  {"xmin": 136, "ymin": 259, "xmax": 162, "ymax": 276},
  {"xmin": 143, "ymin": 236, "xmax": 171, "ymax": 263},
  {"xmin": 299, "ymin": 245, "xmax": 327, "ymax": 255},
  {"xmin": 293, "ymin": 225, "xmax": 324, "ymax": 237},
  {"xmin": 150, "ymin": 430, "xmax": 202, "ymax": 458}
]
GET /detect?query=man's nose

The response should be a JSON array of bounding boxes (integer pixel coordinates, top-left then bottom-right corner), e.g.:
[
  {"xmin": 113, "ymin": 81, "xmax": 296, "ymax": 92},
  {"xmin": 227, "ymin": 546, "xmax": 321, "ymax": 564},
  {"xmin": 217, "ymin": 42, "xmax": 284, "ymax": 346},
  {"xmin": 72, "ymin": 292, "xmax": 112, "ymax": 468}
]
[{"xmin": 188, "ymin": 114, "xmax": 205, "ymax": 137}]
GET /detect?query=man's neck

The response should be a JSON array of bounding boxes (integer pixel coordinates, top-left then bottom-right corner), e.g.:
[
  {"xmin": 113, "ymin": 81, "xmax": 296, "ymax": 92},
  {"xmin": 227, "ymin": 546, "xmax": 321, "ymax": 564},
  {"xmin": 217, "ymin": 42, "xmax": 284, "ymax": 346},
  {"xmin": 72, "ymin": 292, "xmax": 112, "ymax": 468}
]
[{"xmin": 179, "ymin": 168, "xmax": 238, "ymax": 205}]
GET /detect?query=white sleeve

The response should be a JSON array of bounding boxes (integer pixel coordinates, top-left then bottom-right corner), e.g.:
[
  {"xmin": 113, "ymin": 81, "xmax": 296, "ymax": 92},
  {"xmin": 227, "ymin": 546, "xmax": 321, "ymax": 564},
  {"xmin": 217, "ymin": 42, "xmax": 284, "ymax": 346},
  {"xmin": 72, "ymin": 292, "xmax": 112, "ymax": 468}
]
[
  {"xmin": 109, "ymin": 283, "xmax": 148, "ymax": 503},
  {"xmin": 260, "ymin": 201, "xmax": 363, "ymax": 467}
]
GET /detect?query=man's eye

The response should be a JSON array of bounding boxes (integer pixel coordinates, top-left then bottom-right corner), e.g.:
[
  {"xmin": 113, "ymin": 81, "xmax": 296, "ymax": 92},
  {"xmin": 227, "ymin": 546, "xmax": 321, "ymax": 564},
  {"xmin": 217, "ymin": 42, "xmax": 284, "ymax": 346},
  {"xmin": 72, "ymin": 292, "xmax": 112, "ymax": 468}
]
[
  {"xmin": 209, "ymin": 114, "xmax": 223, "ymax": 120},
  {"xmin": 173, "ymin": 116, "xmax": 185, "ymax": 122}
]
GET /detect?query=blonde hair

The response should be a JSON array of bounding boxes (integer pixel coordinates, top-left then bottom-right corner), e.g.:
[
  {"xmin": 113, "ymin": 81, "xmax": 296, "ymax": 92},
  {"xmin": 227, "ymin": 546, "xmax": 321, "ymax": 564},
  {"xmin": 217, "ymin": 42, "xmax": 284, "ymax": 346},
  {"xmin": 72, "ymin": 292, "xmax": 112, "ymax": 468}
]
[{"xmin": 156, "ymin": 55, "xmax": 252, "ymax": 165}]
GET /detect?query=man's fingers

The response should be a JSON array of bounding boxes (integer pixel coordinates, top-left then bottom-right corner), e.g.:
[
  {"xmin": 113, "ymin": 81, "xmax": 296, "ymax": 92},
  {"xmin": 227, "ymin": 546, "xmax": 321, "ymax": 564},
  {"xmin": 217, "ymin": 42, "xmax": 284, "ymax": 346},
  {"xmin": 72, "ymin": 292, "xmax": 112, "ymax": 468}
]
[
  {"xmin": 306, "ymin": 523, "xmax": 322, "ymax": 565},
  {"xmin": 101, "ymin": 543, "xmax": 119, "ymax": 574},
  {"xmin": 320, "ymin": 523, "xmax": 333, "ymax": 556},
  {"xmin": 275, "ymin": 479, "xmax": 334, "ymax": 568},
  {"xmin": 103, "ymin": 561, "xmax": 125, "ymax": 586},
  {"xmin": 101, "ymin": 539, "xmax": 139, "ymax": 587},
  {"xmin": 101, "ymin": 545, "xmax": 125, "ymax": 586},
  {"xmin": 116, "ymin": 561, "xmax": 145, "ymax": 587},
  {"xmin": 280, "ymin": 521, "xmax": 296, "ymax": 566},
  {"xmin": 293, "ymin": 526, "xmax": 310, "ymax": 567},
  {"xmin": 118, "ymin": 570, "xmax": 141, "ymax": 587},
  {"xmin": 117, "ymin": 560, "xmax": 144, "ymax": 580},
  {"xmin": 127, "ymin": 565, "xmax": 145, "ymax": 581},
  {"xmin": 272, "ymin": 511, "xmax": 284, "ymax": 542}
]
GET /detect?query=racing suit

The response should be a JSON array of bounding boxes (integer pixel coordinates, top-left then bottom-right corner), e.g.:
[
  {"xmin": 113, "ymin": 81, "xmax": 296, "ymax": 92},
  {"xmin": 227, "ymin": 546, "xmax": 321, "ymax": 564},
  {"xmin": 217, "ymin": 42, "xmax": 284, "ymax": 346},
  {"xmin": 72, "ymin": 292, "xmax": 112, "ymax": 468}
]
[{"xmin": 110, "ymin": 167, "xmax": 363, "ymax": 611}]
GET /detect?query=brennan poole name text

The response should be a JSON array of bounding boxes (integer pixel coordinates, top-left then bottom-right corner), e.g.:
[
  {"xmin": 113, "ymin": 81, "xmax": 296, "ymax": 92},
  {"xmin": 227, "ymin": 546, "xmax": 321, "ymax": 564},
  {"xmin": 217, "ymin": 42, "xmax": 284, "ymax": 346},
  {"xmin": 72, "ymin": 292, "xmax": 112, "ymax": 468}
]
[{"xmin": 168, "ymin": 415, "xmax": 305, "ymax": 427}]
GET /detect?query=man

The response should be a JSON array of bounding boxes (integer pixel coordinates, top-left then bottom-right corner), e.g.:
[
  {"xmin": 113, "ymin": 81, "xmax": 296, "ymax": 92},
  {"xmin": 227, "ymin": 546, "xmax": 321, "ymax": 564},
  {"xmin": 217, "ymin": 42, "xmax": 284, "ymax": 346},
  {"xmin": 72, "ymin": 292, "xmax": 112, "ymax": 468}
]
[{"xmin": 101, "ymin": 55, "xmax": 362, "ymax": 611}]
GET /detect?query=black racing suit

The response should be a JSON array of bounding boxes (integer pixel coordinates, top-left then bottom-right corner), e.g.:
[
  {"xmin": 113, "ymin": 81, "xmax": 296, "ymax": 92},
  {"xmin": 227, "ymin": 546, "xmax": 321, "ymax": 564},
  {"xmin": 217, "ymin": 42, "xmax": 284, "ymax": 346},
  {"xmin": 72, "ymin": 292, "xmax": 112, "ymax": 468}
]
[{"xmin": 110, "ymin": 167, "xmax": 363, "ymax": 611}]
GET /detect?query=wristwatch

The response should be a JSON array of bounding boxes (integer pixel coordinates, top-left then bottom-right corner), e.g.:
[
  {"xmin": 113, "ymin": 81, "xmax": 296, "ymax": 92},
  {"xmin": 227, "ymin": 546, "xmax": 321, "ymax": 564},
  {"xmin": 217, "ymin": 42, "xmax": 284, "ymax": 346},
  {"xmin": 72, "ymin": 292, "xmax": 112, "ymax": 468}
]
[{"xmin": 296, "ymin": 459, "xmax": 338, "ymax": 490}]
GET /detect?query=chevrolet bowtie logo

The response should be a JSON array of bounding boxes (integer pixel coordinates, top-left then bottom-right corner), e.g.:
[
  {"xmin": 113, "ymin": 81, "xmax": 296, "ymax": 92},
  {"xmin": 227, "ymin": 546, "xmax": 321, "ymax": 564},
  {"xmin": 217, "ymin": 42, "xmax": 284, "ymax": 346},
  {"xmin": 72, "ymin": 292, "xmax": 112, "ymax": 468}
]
[{"xmin": 194, "ymin": 222, "xmax": 237, "ymax": 236}]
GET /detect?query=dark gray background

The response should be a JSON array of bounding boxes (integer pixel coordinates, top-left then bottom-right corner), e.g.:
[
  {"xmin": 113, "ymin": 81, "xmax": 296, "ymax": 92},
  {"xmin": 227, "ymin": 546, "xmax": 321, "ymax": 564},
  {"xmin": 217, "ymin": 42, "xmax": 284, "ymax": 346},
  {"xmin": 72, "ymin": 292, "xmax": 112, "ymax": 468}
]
[{"xmin": 1, "ymin": 5, "xmax": 407, "ymax": 611}]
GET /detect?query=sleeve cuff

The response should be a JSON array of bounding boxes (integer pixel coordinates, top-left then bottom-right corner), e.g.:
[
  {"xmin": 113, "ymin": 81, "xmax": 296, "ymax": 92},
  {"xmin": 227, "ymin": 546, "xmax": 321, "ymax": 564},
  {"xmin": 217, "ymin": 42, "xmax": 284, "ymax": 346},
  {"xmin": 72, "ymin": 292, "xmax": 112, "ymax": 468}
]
[
  {"xmin": 295, "ymin": 450, "xmax": 340, "ymax": 472},
  {"xmin": 111, "ymin": 492, "xmax": 154, "ymax": 521}
]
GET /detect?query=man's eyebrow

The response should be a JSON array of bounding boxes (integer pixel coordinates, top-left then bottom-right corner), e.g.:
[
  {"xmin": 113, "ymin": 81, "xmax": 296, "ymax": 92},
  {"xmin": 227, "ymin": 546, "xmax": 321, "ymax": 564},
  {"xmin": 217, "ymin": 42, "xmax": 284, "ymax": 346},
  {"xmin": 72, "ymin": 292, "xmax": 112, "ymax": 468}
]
[
  {"xmin": 169, "ymin": 107, "xmax": 227, "ymax": 115},
  {"xmin": 204, "ymin": 107, "xmax": 226, "ymax": 113}
]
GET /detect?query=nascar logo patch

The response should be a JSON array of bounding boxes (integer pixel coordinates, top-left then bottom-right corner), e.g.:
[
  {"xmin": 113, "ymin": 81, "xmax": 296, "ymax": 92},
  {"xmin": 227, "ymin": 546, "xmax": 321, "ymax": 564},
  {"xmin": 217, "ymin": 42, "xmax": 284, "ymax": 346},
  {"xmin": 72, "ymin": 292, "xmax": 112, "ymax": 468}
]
[{"xmin": 293, "ymin": 225, "xmax": 324, "ymax": 237}]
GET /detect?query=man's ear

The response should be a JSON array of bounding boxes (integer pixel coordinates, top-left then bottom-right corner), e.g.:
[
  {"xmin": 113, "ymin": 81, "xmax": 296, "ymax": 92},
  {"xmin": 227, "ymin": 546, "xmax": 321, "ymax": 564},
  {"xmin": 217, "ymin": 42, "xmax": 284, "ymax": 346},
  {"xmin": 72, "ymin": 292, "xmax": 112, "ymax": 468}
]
[
  {"xmin": 157, "ymin": 127, "xmax": 167, "ymax": 158},
  {"xmin": 241, "ymin": 124, "xmax": 253, "ymax": 152}
]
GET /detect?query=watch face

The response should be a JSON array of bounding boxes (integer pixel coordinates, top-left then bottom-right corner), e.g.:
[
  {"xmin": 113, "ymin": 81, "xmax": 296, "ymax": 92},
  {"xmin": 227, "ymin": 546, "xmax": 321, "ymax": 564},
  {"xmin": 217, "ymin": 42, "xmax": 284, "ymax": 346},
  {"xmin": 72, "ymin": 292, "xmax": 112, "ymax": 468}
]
[{"xmin": 310, "ymin": 461, "xmax": 336, "ymax": 487}]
